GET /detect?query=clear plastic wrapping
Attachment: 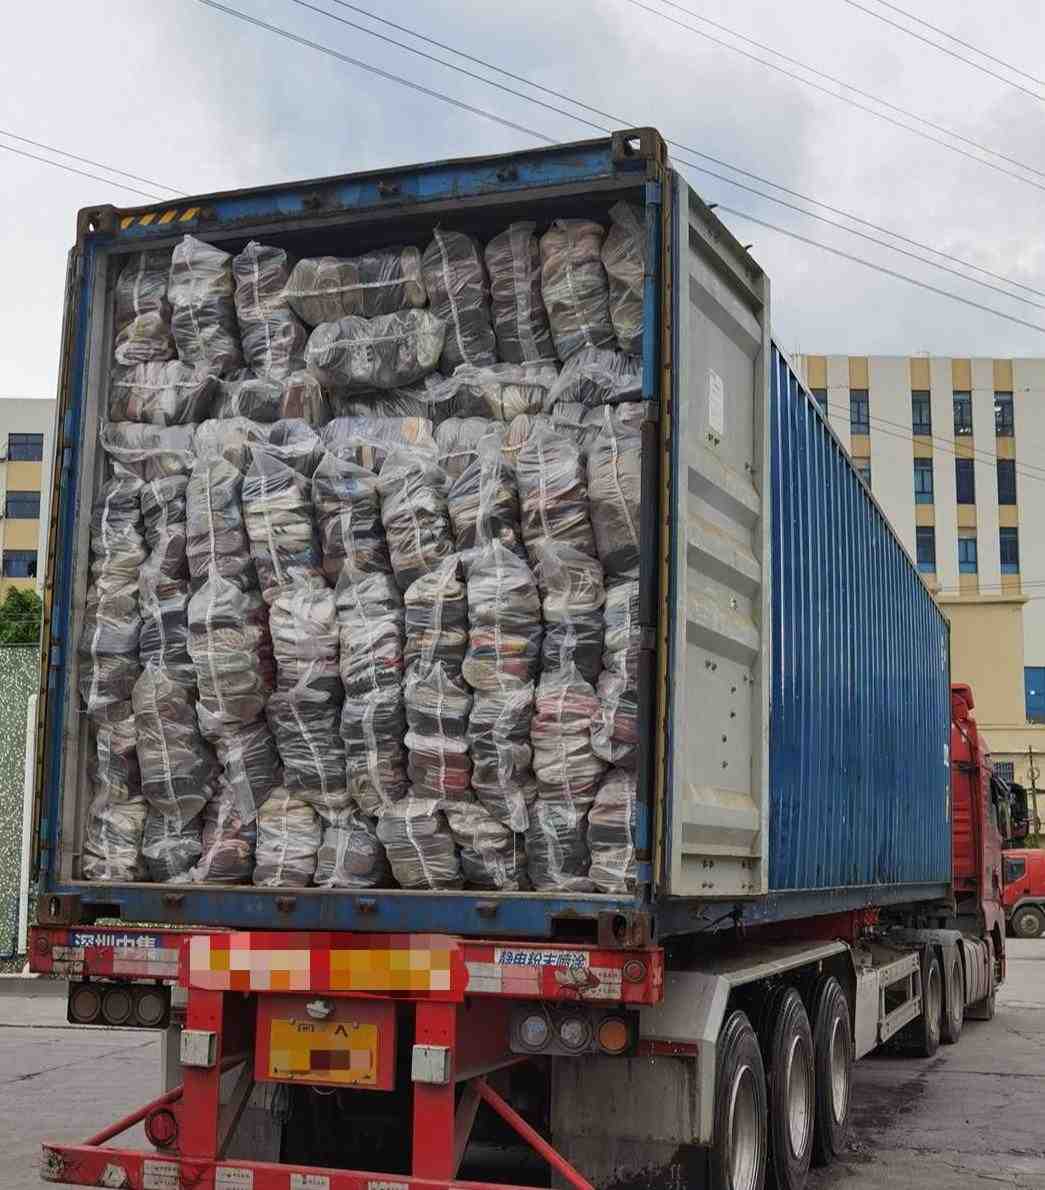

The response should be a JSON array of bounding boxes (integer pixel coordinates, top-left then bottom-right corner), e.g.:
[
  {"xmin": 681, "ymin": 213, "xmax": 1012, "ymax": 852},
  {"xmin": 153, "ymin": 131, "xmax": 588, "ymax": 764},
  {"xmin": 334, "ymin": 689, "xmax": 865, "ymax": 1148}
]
[
  {"xmin": 100, "ymin": 424, "xmax": 196, "ymax": 482},
  {"xmin": 517, "ymin": 430, "xmax": 597, "ymax": 562},
  {"xmin": 109, "ymin": 361, "xmax": 213, "ymax": 425},
  {"xmin": 445, "ymin": 802, "xmax": 527, "ymax": 890},
  {"xmin": 232, "ymin": 242, "xmax": 308, "ymax": 379},
  {"xmin": 341, "ymin": 689, "xmax": 408, "ymax": 817},
  {"xmin": 314, "ymin": 806, "xmax": 389, "ymax": 888},
  {"xmin": 335, "ymin": 571, "xmax": 404, "ymax": 698},
  {"xmin": 214, "ymin": 372, "xmax": 330, "ymax": 426},
  {"xmin": 602, "ymin": 203, "xmax": 646, "ymax": 355},
  {"xmin": 270, "ymin": 586, "xmax": 341, "ymax": 697},
  {"xmin": 435, "ymin": 363, "xmax": 558, "ymax": 422},
  {"xmin": 525, "ymin": 797, "xmax": 593, "ymax": 892},
  {"xmin": 312, "ymin": 453, "xmax": 389, "ymax": 584},
  {"xmin": 266, "ymin": 674, "xmax": 348, "ymax": 813},
  {"xmin": 533, "ymin": 541, "xmax": 605, "ymax": 684},
  {"xmin": 539, "ymin": 220, "xmax": 614, "ymax": 362},
  {"xmin": 378, "ymin": 449, "xmax": 454, "ymax": 591},
  {"xmin": 305, "ymin": 310, "xmax": 445, "ymax": 391},
  {"xmin": 168, "ymin": 235, "xmax": 243, "ymax": 374},
  {"xmin": 435, "ymin": 417, "xmax": 504, "ymax": 483},
  {"xmin": 468, "ymin": 686, "xmax": 537, "ymax": 831},
  {"xmin": 422, "ymin": 230, "xmax": 496, "ymax": 371},
  {"xmin": 242, "ymin": 451, "xmax": 325, "ymax": 602},
  {"xmin": 138, "ymin": 558, "xmax": 194, "ymax": 686},
  {"xmin": 544, "ymin": 347, "xmax": 642, "ymax": 410},
  {"xmin": 448, "ymin": 442, "xmax": 525, "ymax": 559},
  {"xmin": 531, "ymin": 660, "xmax": 606, "ymax": 805},
  {"xmin": 142, "ymin": 808, "xmax": 203, "ymax": 883},
  {"xmin": 322, "ymin": 416, "xmax": 436, "ymax": 474},
  {"xmin": 82, "ymin": 707, "xmax": 146, "ymax": 882},
  {"xmin": 461, "ymin": 542, "xmax": 542, "ymax": 691},
  {"xmin": 186, "ymin": 458, "xmax": 255, "ymax": 589},
  {"xmin": 285, "ymin": 249, "xmax": 426, "ymax": 326},
  {"xmin": 376, "ymin": 797, "xmax": 462, "ymax": 890},
  {"xmin": 587, "ymin": 403, "xmax": 643, "ymax": 583},
  {"xmin": 264, "ymin": 419, "xmax": 324, "ymax": 477},
  {"xmin": 212, "ymin": 719, "xmax": 282, "ymax": 821},
  {"xmin": 114, "ymin": 251, "xmax": 175, "ymax": 366},
  {"xmin": 592, "ymin": 579, "xmax": 641, "ymax": 769},
  {"xmin": 484, "ymin": 222, "xmax": 555, "ymax": 364},
  {"xmin": 587, "ymin": 769, "xmax": 638, "ymax": 893},
  {"xmin": 332, "ymin": 381, "xmax": 451, "ymax": 426},
  {"xmin": 141, "ymin": 475, "xmax": 189, "ymax": 578},
  {"xmin": 189, "ymin": 779, "xmax": 258, "ymax": 883},
  {"xmin": 253, "ymin": 789, "xmax": 321, "ymax": 887},
  {"xmin": 404, "ymin": 663, "xmax": 473, "ymax": 801},
  {"xmin": 404, "ymin": 557, "xmax": 468, "ymax": 677},
  {"xmin": 193, "ymin": 417, "xmax": 271, "ymax": 472}
]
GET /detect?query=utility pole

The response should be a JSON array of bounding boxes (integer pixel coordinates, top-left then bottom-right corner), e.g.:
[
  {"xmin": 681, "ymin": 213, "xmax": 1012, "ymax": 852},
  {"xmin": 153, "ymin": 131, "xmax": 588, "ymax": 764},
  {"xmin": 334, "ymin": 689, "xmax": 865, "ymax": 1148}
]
[{"xmin": 1028, "ymin": 744, "xmax": 1041, "ymax": 846}]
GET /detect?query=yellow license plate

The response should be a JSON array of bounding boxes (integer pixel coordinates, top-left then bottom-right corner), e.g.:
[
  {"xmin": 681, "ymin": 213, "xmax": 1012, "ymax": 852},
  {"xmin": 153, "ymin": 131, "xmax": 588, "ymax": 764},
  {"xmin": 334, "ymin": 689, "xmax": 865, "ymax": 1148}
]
[{"xmin": 267, "ymin": 1019, "xmax": 378, "ymax": 1086}]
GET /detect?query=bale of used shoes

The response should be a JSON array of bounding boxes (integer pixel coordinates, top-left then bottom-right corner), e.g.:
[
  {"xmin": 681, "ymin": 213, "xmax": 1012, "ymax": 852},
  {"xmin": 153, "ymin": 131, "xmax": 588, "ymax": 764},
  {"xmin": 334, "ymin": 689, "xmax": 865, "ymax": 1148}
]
[
  {"xmin": 376, "ymin": 797, "xmax": 462, "ymax": 889},
  {"xmin": 422, "ymin": 229, "xmax": 496, "ymax": 371},
  {"xmin": 142, "ymin": 807, "xmax": 203, "ymax": 883},
  {"xmin": 185, "ymin": 458, "xmax": 256, "ymax": 590},
  {"xmin": 533, "ymin": 540, "xmax": 605, "ymax": 684},
  {"xmin": 484, "ymin": 221, "xmax": 555, "ymax": 364},
  {"xmin": 403, "ymin": 557, "xmax": 468, "ymax": 677},
  {"xmin": 168, "ymin": 235, "xmax": 243, "ymax": 374},
  {"xmin": 461, "ymin": 542, "xmax": 542, "ymax": 692},
  {"xmin": 448, "ymin": 441, "xmax": 525, "ymax": 558},
  {"xmin": 100, "ymin": 423, "xmax": 196, "ymax": 483},
  {"xmin": 435, "ymin": 417, "xmax": 504, "ymax": 483},
  {"xmin": 378, "ymin": 448, "xmax": 454, "ymax": 591},
  {"xmin": 525, "ymin": 797, "xmax": 594, "ymax": 892},
  {"xmin": 466, "ymin": 684, "xmax": 537, "ymax": 832},
  {"xmin": 193, "ymin": 416, "xmax": 272, "ymax": 472},
  {"xmin": 232, "ymin": 241, "xmax": 308, "ymax": 380},
  {"xmin": 109, "ymin": 361, "xmax": 214, "ymax": 425},
  {"xmin": 539, "ymin": 220, "xmax": 615, "ymax": 361},
  {"xmin": 242, "ymin": 450, "xmax": 325, "ymax": 602},
  {"xmin": 434, "ymin": 363, "xmax": 558, "ymax": 422},
  {"xmin": 314, "ymin": 806, "xmax": 389, "ymax": 888},
  {"xmin": 285, "ymin": 248, "xmax": 426, "ymax": 326},
  {"xmin": 445, "ymin": 801, "xmax": 527, "ymax": 890},
  {"xmin": 322, "ymin": 416, "xmax": 436, "ymax": 474},
  {"xmin": 312, "ymin": 452, "xmax": 390, "ymax": 583},
  {"xmin": 531, "ymin": 659, "xmax": 606, "ymax": 807},
  {"xmin": 404, "ymin": 663, "xmax": 473, "ymax": 802},
  {"xmin": 305, "ymin": 309, "xmax": 445, "ymax": 391},
  {"xmin": 592, "ymin": 578, "xmax": 642, "ymax": 768},
  {"xmin": 211, "ymin": 719, "xmax": 283, "ymax": 820},
  {"xmin": 544, "ymin": 346, "xmax": 642, "ymax": 410},
  {"xmin": 212, "ymin": 375, "xmax": 283, "ymax": 422},
  {"xmin": 81, "ymin": 707, "xmax": 145, "ymax": 881},
  {"xmin": 189, "ymin": 779, "xmax": 258, "ymax": 884},
  {"xmin": 517, "ymin": 429, "xmax": 597, "ymax": 562},
  {"xmin": 601, "ymin": 202, "xmax": 646, "ymax": 355},
  {"xmin": 113, "ymin": 250, "xmax": 175, "ymax": 366},
  {"xmin": 587, "ymin": 769, "xmax": 637, "ymax": 893},
  {"xmin": 253, "ymin": 789, "xmax": 322, "ymax": 887},
  {"xmin": 586, "ymin": 403, "xmax": 643, "ymax": 583}
]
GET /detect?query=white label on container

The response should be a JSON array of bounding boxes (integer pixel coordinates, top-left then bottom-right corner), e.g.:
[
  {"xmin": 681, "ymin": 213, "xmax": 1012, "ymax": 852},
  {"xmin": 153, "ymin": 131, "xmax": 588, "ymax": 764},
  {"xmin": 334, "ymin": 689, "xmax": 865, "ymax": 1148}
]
[
  {"xmin": 707, "ymin": 370, "xmax": 725, "ymax": 438},
  {"xmin": 216, "ymin": 1168, "xmax": 254, "ymax": 1189},
  {"xmin": 290, "ymin": 1176, "xmax": 330, "ymax": 1190},
  {"xmin": 494, "ymin": 948, "xmax": 589, "ymax": 970},
  {"xmin": 142, "ymin": 1162, "xmax": 177, "ymax": 1190},
  {"xmin": 368, "ymin": 1183, "xmax": 408, "ymax": 1190}
]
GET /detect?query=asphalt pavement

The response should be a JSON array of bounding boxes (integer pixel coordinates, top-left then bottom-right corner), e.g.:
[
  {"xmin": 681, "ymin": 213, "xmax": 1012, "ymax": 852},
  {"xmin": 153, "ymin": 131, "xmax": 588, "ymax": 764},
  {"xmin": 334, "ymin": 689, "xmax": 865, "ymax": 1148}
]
[{"xmin": 0, "ymin": 941, "xmax": 1042, "ymax": 1189}]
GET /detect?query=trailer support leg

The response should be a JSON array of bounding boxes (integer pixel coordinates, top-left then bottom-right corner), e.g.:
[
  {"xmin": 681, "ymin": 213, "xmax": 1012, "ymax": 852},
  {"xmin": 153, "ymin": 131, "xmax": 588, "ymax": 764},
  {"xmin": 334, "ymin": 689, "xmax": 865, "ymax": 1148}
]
[
  {"xmin": 181, "ymin": 988, "xmax": 225, "ymax": 1161},
  {"xmin": 413, "ymin": 1001, "xmax": 458, "ymax": 1180}
]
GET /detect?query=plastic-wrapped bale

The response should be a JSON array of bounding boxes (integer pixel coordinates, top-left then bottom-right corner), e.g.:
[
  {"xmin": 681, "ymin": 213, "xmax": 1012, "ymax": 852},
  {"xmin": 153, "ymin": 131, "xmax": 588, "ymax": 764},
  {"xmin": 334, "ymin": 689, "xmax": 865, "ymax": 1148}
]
[
  {"xmin": 602, "ymin": 202, "xmax": 646, "ymax": 355},
  {"xmin": 189, "ymin": 780, "xmax": 257, "ymax": 883},
  {"xmin": 188, "ymin": 570, "xmax": 275, "ymax": 735},
  {"xmin": 79, "ymin": 473, "xmax": 145, "ymax": 717},
  {"xmin": 141, "ymin": 475, "xmax": 189, "ymax": 578},
  {"xmin": 468, "ymin": 685, "xmax": 537, "ymax": 832},
  {"xmin": 378, "ymin": 448, "xmax": 454, "ymax": 592},
  {"xmin": 213, "ymin": 372, "xmax": 330, "ymax": 426},
  {"xmin": 280, "ymin": 372, "xmax": 331, "ymax": 425},
  {"xmin": 242, "ymin": 450, "xmax": 325, "ymax": 603},
  {"xmin": 322, "ymin": 416, "xmax": 436, "ymax": 474},
  {"xmin": 435, "ymin": 417, "xmax": 504, "ymax": 484},
  {"xmin": 484, "ymin": 221, "xmax": 555, "ymax": 364},
  {"xmin": 448, "ymin": 442, "xmax": 524, "ymax": 559},
  {"xmin": 142, "ymin": 807, "xmax": 204, "ymax": 883},
  {"xmin": 109, "ymin": 361, "xmax": 214, "ymax": 425},
  {"xmin": 404, "ymin": 557, "xmax": 468, "ymax": 677},
  {"xmin": 211, "ymin": 719, "xmax": 283, "ymax": 819},
  {"xmin": 314, "ymin": 806, "xmax": 389, "ymax": 888},
  {"xmin": 264, "ymin": 419, "xmax": 324, "ymax": 478},
  {"xmin": 445, "ymin": 802, "xmax": 527, "ymax": 890},
  {"xmin": 138, "ymin": 557, "xmax": 194, "ymax": 686},
  {"xmin": 100, "ymin": 423, "xmax": 197, "ymax": 483},
  {"xmin": 531, "ymin": 660, "xmax": 606, "ymax": 806},
  {"xmin": 113, "ymin": 250, "xmax": 175, "ymax": 366},
  {"xmin": 81, "ymin": 707, "xmax": 145, "ymax": 881},
  {"xmin": 545, "ymin": 346, "xmax": 642, "ymax": 411},
  {"xmin": 587, "ymin": 403, "xmax": 643, "ymax": 583},
  {"xmin": 540, "ymin": 220, "xmax": 615, "ymax": 362},
  {"xmin": 461, "ymin": 542, "xmax": 542, "ymax": 692},
  {"xmin": 578, "ymin": 400, "xmax": 647, "ymax": 457},
  {"xmin": 404, "ymin": 663, "xmax": 472, "ymax": 802},
  {"xmin": 376, "ymin": 797, "xmax": 462, "ymax": 890},
  {"xmin": 331, "ymin": 380, "xmax": 451, "ymax": 426},
  {"xmin": 270, "ymin": 586, "xmax": 341, "ymax": 699},
  {"xmin": 503, "ymin": 405, "xmax": 588, "ymax": 464},
  {"xmin": 185, "ymin": 459, "xmax": 255, "ymax": 590},
  {"xmin": 588, "ymin": 769, "xmax": 638, "ymax": 893},
  {"xmin": 305, "ymin": 310, "xmax": 445, "ymax": 392},
  {"xmin": 517, "ymin": 430, "xmax": 597, "ymax": 563},
  {"xmin": 534, "ymin": 540, "xmax": 605, "ymax": 684},
  {"xmin": 422, "ymin": 229, "xmax": 496, "ymax": 371},
  {"xmin": 194, "ymin": 417, "xmax": 271, "ymax": 473},
  {"xmin": 168, "ymin": 235, "xmax": 243, "ymax": 374},
  {"xmin": 266, "ymin": 676, "xmax": 348, "ymax": 814},
  {"xmin": 232, "ymin": 242, "xmax": 308, "ymax": 380},
  {"xmin": 526, "ymin": 797, "xmax": 594, "ymax": 892},
  {"xmin": 284, "ymin": 249, "xmax": 426, "ymax": 326},
  {"xmin": 341, "ymin": 690, "xmax": 408, "ymax": 818},
  {"xmin": 312, "ymin": 452, "xmax": 389, "ymax": 584},
  {"xmin": 592, "ymin": 579, "xmax": 641, "ymax": 769},
  {"xmin": 253, "ymin": 789, "xmax": 321, "ymax": 887},
  {"xmin": 437, "ymin": 363, "xmax": 558, "ymax": 422}
]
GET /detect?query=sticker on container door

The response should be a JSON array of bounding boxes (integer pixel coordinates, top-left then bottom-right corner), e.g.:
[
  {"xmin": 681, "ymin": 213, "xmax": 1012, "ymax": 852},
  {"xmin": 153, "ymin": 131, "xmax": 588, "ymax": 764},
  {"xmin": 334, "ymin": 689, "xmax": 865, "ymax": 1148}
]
[
  {"xmin": 141, "ymin": 1162, "xmax": 178, "ymax": 1190},
  {"xmin": 707, "ymin": 369, "xmax": 725, "ymax": 440},
  {"xmin": 290, "ymin": 1175, "xmax": 330, "ymax": 1190},
  {"xmin": 216, "ymin": 1168, "xmax": 254, "ymax": 1189}
]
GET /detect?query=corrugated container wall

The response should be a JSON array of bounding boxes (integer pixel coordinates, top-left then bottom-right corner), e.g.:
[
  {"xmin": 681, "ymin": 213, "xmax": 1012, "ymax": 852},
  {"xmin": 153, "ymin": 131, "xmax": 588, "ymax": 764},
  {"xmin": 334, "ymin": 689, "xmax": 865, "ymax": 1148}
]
[{"xmin": 768, "ymin": 348, "xmax": 951, "ymax": 895}]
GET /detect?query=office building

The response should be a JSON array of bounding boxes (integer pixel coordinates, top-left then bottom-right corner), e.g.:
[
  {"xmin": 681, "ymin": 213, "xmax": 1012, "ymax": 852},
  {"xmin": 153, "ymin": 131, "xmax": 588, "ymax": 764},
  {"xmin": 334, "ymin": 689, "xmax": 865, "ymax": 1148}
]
[{"xmin": 0, "ymin": 398, "xmax": 56, "ymax": 600}]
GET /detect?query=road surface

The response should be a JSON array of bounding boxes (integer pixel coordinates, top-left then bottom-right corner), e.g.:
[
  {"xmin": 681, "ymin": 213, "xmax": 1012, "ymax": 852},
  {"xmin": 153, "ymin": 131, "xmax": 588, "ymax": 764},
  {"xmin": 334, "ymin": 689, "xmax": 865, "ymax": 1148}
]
[{"xmin": 0, "ymin": 940, "xmax": 1043, "ymax": 1188}]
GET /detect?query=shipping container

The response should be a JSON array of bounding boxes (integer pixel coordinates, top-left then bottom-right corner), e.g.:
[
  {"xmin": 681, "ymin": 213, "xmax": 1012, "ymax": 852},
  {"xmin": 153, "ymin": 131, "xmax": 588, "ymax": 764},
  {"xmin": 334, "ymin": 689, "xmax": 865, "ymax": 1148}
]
[{"xmin": 34, "ymin": 129, "xmax": 951, "ymax": 942}]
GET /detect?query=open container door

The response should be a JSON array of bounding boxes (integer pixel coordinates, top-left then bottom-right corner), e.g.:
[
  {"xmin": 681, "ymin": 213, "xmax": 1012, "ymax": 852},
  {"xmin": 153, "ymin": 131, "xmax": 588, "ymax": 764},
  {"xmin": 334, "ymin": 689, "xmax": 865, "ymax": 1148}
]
[{"xmin": 660, "ymin": 171, "xmax": 771, "ymax": 898}]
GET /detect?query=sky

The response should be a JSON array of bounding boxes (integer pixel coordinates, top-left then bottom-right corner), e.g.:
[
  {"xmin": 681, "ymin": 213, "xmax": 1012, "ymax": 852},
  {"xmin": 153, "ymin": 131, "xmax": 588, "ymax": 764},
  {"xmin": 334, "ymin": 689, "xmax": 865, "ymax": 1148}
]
[{"xmin": 3, "ymin": 0, "xmax": 1045, "ymax": 402}]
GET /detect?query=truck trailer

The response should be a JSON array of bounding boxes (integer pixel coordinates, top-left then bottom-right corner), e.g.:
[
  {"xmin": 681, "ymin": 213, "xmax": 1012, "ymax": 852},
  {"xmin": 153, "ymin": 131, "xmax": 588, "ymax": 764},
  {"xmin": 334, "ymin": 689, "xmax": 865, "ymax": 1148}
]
[{"xmin": 28, "ymin": 129, "xmax": 1006, "ymax": 1190}]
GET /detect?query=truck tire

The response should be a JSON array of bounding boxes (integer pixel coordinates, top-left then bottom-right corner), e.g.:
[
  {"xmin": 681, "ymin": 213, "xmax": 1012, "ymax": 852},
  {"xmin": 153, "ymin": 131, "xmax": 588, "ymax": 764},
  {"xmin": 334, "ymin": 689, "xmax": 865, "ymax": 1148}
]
[
  {"xmin": 709, "ymin": 1010, "xmax": 767, "ymax": 1190},
  {"xmin": 908, "ymin": 951, "xmax": 942, "ymax": 1058},
  {"xmin": 1011, "ymin": 906, "xmax": 1045, "ymax": 939},
  {"xmin": 760, "ymin": 987, "xmax": 814, "ymax": 1190},
  {"xmin": 940, "ymin": 951, "xmax": 964, "ymax": 1046},
  {"xmin": 809, "ymin": 976, "xmax": 851, "ymax": 1168}
]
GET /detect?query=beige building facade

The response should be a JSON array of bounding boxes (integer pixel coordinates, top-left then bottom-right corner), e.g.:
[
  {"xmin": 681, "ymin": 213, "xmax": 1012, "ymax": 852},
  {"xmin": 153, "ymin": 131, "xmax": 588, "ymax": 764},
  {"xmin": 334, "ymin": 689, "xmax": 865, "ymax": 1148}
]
[
  {"xmin": 0, "ymin": 398, "xmax": 56, "ymax": 600},
  {"xmin": 793, "ymin": 354, "xmax": 1045, "ymax": 791}
]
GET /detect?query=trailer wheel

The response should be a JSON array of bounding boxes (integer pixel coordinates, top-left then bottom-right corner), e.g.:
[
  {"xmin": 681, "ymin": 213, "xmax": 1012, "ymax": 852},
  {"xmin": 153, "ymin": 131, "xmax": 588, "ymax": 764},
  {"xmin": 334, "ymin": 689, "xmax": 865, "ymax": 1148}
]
[
  {"xmin": 809, "ymin": 976, "xmax": 851, "ymax": 1168},
  {"xmin": 1011, "ymin": 906, "xmax": 1045, "ymax": 939},
  {"xmin": 940, "ymin": 952, "xmax": 964, "ymax": 1046},
  {"xmin": 709, "ymin": 1010, "xmax": 767, "ymax": 1190},
  {"xmin": 913, "ymin": 951, "xmax": 942, "ymax": 1057},
  {"xmin": 759, "ymin": 987, "xmax": 814, "ymax": 1190}
]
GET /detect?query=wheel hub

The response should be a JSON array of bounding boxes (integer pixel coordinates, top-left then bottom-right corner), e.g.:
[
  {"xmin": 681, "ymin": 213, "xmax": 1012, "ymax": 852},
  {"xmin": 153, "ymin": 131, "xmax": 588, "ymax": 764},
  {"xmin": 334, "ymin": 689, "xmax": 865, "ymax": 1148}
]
[{"xmin": 728, "ymin": 1061, "xmax": 762, "ymax": 1190}]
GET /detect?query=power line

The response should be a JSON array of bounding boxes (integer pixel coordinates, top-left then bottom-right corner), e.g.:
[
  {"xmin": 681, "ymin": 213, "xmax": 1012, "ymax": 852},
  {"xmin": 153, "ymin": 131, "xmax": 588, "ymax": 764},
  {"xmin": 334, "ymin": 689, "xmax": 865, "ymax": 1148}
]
[
  {"xmin": 840, "ymin": 0, "xmax": 1045, "ymax": 103},
  {"xmin": 300, "ymin": 0, "xmax": 1045, "ymax": 311},
  {"xmin": 0, "ymin": 143, "xmax": 166, "ymax": 202},
  {"xmin": 0, "ymin": 129, "xmax": 181, "ymax": 195}
]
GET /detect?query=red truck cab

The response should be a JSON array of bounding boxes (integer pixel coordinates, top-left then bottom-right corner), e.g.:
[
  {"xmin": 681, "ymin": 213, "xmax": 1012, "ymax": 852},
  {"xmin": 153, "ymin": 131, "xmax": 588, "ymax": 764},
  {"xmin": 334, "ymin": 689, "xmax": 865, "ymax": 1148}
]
[{"xmin": 1003, "ymin": 849, "xmax": 1045, "ymax": 938}]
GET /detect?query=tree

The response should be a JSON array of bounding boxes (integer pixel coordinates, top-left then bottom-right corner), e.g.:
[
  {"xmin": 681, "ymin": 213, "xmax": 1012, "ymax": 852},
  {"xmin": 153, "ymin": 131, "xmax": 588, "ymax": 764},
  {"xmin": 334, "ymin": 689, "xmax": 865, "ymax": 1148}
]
[{"xmin": 0, "ymin": 588, "xmax": 42, "ymax": 644}]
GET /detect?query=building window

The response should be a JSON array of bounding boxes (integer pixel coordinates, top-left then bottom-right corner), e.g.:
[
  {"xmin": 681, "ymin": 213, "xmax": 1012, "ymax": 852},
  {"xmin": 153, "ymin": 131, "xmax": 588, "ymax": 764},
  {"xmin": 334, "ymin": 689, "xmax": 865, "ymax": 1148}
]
[
  {"xmin": 4, "ymin": 490, "xmax": 40, "ymax": 519},
  {"xmin": 1001, "ymin": 527, "xmax": 1020, "ymax": 574},
  {"xmin": 810, "ymin": 387, "xmax": 827, "ymax": 412},
  {"xmin": 995, "ymin": 761, "xmax": 1015, "ymax": 784},
  {"xmin": 1026, "ymin": 667, "xmax": 1045, "ymax": 722},
  {"xmin": 1, "ymin": 549, "xmax": 37, "ymax": 578},
  {"xmin": 912, "ymin": 391, "xmax": 932, "ymax": 435},
  {"xmin": 914, "ymin": 458, "xmax": 934, "ymax": 504},
  {"xmin": 7, "ymin": 432, "xmax": 43, "ymax": 462},
  {"xmin": 995, "ymin": 392, "xmax": 1014, "ymax": 436},
  {"xmin": 997, "ymin": 459, "xmax": 1017, "ymax": 505},
  {"xmin": 853, "ymin": 458, "xmax": 871, "ymax": 487},
  {"xmin": 953, "ymin": 391, "xmax": 973, "ymax": 436},
  {"xmin": 958, "ymin": 534, "xmax": 978, "ymax": 574},
  {"xmin": 849, "ymin": 389, "xmax": 869, "ymax": 434},
  {"xmin": 955, "ymin": 458, "xmax": 976, "ymax": 504},
  {"xmin": 916, "ymin": 526, "xmax": 936, "ymax": 573}
]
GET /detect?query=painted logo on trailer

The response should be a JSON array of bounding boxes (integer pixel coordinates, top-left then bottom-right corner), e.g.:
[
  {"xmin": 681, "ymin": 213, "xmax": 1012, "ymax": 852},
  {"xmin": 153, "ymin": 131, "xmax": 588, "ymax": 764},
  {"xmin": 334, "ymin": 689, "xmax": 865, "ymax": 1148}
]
[
  {"xmin": 493, "ymin": 948, "xmax": 590, "ymax": 970},
  {"xmin": 70, "ymin": 931, "xmax": 163, "ymax": 950}
]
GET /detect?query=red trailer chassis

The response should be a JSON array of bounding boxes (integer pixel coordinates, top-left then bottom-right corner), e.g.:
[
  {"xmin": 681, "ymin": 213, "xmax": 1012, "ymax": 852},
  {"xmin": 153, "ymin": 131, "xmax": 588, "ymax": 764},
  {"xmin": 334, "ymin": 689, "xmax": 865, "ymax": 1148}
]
[{"xmin": 31, "ymin": 926, "xmax": 664, "ymax": 1190}]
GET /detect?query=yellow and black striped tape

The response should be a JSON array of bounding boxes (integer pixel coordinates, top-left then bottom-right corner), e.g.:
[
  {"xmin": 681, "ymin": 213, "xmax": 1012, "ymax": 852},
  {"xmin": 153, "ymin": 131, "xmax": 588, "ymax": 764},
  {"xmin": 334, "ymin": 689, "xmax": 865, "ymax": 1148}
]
[{"xmin": 119, "ymin": 206, "xmax": 201, "ymax": 231}]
